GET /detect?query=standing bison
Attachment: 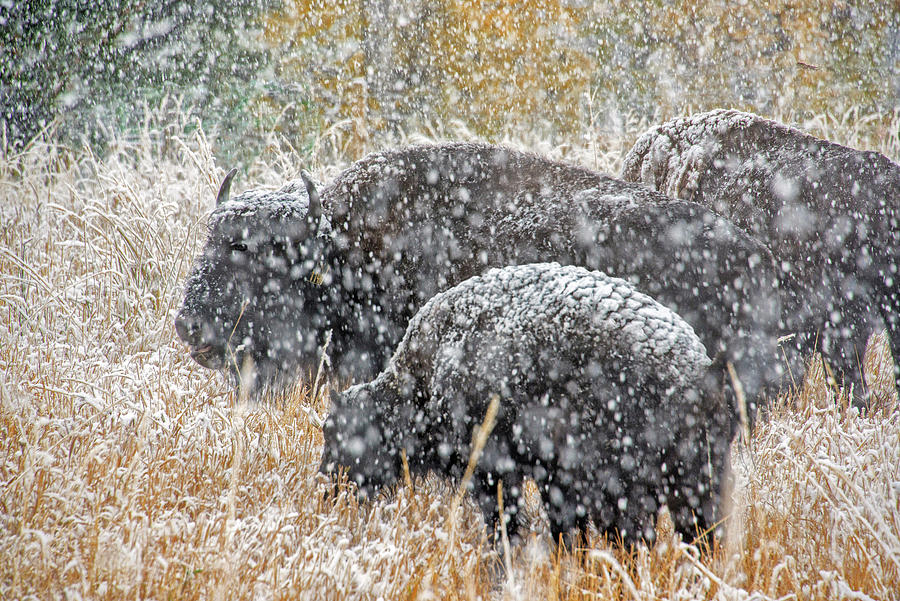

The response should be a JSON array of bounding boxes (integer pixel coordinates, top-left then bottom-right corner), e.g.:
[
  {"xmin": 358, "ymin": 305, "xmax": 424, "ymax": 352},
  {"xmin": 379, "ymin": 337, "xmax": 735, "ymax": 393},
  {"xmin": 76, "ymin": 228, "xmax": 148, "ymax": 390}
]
[
  {"xmin": 322, "ymin": 263, "xmax": 732, "ymax": 542},
  {"xmin": 622, "ymin": 109, "xmax": 900, "ymax": 395},
  {"xmin": 176, "ymin": 142, "xmax": 783, "ymax": 403}
]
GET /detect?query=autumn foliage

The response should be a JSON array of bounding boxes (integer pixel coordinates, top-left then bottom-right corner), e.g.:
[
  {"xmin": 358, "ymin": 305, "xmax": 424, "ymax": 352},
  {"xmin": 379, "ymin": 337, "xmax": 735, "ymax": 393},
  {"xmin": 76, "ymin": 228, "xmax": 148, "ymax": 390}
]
[{"xmin": 258, "ymin": 0, "xmax": 899, "ymax": 146}]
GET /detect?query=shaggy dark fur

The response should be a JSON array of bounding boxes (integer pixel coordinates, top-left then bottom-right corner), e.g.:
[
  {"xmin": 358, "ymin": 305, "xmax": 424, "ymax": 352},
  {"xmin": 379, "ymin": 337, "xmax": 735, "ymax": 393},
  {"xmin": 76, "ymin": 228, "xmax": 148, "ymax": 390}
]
[
  {"xmin": 175, "ymin": 172, "xmax": 333, "ymax": 391},
  {"xmin": 322, "ymin": 263, "xmax": 732, "ymax": 542},
  {"xmin": 177, "ymin": 142, "xmax": 783, "ymax": 402},
  {"xmin": 623, "ymin": 109, "xmax": 900, "ymax": 395}
]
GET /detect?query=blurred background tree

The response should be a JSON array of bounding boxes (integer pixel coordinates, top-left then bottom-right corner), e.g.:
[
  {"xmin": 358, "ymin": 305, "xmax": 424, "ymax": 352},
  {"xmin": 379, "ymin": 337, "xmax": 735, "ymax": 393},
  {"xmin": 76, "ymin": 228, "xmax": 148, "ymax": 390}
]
[
  {"xmin": 3, "ymin": 0, "xmax": 898, "ymax": 161},
  {"xmin": 1, "ymin": 0, "xmax": 272, "ymax": 155},
  {"xmin": 261, "ymin": 0, "xmax": 593, "ymax": 142},
  {"xmin": 260, "ymin": 0, "xmax": 900, "ymax": 150},
  {"xmin": 583, "ymin": 1, "xmax": 899, "ymax": 120}
]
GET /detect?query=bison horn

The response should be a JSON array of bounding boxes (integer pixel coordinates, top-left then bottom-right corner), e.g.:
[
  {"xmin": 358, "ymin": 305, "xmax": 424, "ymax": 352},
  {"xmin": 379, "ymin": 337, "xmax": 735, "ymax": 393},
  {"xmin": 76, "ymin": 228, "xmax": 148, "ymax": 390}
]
[
  {"xmin": 216, "ymin": 168, "xmax": 238, "ymax": 206},
  {"xmin": 301, "ymin": 169, "xmax": 322, "ymax": 233}
]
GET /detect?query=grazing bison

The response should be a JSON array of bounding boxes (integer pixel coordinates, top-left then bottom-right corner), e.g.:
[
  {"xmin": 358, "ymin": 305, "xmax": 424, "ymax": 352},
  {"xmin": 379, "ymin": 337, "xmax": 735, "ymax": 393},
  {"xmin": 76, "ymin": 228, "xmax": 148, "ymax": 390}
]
[
  {"xmin": 176, "ymin": 142, "xmax": 783, "ymax": 403},
  {"xmin": 322, "ymin": 263, "xmax": 733, "ymax": 542},
  {"xmin": 622, "ymin": 109, "xmax": 900, "ymax": 395},
  {"xmin": 175, "ymin": 170, "xmax": 335, "ymax": 390}
]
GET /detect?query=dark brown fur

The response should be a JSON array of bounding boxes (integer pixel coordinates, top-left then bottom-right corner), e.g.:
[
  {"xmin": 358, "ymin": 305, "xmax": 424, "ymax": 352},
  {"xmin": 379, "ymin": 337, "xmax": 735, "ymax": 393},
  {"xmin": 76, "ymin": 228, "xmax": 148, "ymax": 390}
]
[
  {"xmin": 178, "ymin": 142, "xmax": 784, "ymax": 404},
  {"xmin": 322, "ymin": 263, "xmax": 732, "ymax": 543},
  {"xmin": 623, "ymin": 110, "xmax": 900, "ymax": 396},
  {"xmin": 319, "ymin": 142, "xmax": 783, "ymax": 402}
]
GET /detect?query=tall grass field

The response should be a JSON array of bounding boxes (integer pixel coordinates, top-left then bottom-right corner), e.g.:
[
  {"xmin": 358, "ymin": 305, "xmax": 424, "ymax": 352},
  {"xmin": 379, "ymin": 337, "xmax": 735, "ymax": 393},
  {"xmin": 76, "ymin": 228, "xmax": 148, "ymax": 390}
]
[{"xmin": 2, "ymin": 110, "xmax": 899, "ymax": 600}]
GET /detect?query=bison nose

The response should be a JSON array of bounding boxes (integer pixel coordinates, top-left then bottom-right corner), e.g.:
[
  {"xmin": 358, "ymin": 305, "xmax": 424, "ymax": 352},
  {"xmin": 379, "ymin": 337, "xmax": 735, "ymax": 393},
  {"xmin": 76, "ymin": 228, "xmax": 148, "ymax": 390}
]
[{"xmin": 175, "ymin": 312, "xmax": 204, "ymax": 346}]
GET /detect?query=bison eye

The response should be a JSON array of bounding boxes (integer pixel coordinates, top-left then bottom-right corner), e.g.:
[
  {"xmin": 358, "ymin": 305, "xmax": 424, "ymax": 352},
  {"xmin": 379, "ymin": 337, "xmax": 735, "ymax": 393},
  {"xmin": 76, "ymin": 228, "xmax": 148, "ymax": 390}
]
[{"xmin": 229, "ymin": 242, "xmax": 248, "ymax": 252}]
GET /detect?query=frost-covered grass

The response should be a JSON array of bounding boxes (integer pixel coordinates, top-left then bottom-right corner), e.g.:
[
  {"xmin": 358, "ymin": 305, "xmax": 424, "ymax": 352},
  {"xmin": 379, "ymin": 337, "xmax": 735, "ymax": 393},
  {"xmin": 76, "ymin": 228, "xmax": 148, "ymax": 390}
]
[{"xmin": 1, "ymin": 112, "xmax": 899, "ymax": 600}]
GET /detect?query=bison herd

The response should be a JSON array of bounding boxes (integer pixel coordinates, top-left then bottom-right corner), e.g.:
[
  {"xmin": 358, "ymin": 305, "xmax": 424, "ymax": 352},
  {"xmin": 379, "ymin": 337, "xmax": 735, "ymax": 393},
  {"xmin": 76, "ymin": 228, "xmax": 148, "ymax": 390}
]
[{"xmin": 176, "ymin": 110, "xmax": 899, "ymax": 544}]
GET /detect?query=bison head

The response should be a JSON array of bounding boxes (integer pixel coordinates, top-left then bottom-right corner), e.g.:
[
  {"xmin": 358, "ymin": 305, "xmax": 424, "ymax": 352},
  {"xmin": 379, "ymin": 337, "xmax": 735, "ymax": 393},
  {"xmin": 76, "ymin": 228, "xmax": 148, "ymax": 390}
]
[{"xmin": 175, "ymin": 169, "xmax": 333, "ymax": 392}]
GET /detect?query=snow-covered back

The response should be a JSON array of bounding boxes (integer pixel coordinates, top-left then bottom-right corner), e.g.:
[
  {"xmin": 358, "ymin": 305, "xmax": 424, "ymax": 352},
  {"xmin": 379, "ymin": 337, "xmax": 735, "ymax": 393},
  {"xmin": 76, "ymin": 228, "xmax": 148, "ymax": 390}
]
[
  {"xmin": 395, "ymin": 262, "xmax": 709, "ymax": 390},
  {"xmin": 622, "ymin": 109, "xmax": 760, "ymax": 200},
  {"xmin": 622, "ymin": 108, "xmax": 900, "ymax": 399},
  {"xmin": 326, "ymin": 263, "xmax": 731, "ymax": 543}
]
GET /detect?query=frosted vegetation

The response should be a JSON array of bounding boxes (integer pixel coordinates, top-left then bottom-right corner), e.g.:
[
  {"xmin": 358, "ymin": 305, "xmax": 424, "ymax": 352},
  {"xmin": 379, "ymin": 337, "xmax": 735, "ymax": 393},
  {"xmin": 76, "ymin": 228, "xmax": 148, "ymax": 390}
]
[
  {"xmin": 3, "ymin": 2, "xmax": 899, "ymax": 163},
  {"xmin": 2, "ymin": 110, "xmax": 898, "ymax": 599},
  {"xmin": 2, "ymin": 1, "xmax": 900, "ymax": 599}
]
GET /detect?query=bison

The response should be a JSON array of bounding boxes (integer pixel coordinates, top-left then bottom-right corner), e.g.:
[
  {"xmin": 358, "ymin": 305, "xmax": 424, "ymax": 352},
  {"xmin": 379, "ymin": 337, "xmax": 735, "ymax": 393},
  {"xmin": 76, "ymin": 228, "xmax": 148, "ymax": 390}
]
[
  {"xmin": 322, "ymin": 263, "xmax": 732, "ymax": 542},
  {"xmin": 622, "ymin": 109, "xmax": 900, "ymax": 396},
  {"xmin": 176, "ymin": 142, "xmax": 783, "ymax": 403}
]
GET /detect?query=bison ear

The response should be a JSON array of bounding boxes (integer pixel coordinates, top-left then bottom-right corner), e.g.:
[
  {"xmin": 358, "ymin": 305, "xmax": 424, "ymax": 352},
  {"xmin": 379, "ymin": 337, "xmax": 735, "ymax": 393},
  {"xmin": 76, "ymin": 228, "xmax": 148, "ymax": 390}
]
[
  {"xmin": 216, "ymin": 168, "xmax": 238, "ymax": 206},
  {"xmin": 300, "ymin": 170, "xmax": 322, "ymax": 230}
]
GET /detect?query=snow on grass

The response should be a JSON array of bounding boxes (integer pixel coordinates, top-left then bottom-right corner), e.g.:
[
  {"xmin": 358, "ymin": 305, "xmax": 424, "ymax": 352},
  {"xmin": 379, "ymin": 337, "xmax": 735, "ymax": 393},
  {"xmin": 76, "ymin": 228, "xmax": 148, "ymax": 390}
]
[
  {"xmin": 1, "ymin": 112, "xmax": 898, "ymax": 600},
  {"xmin": 725, "ymin": 358, "xmax": 900, "ymax": 600}
]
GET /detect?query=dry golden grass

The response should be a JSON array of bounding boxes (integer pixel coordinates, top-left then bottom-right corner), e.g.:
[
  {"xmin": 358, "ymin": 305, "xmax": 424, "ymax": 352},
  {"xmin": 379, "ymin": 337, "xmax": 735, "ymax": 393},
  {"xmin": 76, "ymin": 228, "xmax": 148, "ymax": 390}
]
[
  {"xmin": 724, "ymin": 354, "xmax": 900, "ymax": 600},
  {"xmin": 2, "ymin": 112, "xmax": 899, "ymax": 600}
]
